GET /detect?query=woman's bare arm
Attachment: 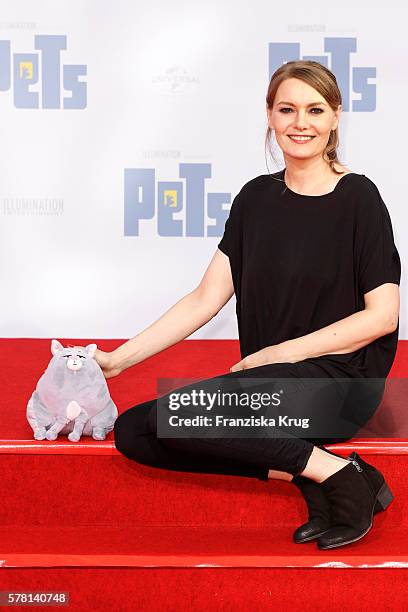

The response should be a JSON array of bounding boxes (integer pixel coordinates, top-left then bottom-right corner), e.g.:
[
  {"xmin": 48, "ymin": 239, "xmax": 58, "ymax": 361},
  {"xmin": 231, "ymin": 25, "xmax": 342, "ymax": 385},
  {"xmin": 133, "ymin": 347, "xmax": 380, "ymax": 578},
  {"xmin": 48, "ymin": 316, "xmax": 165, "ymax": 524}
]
[{"xmin": 95, "ymin": 249, "xmax": 234, "ymax": 377}]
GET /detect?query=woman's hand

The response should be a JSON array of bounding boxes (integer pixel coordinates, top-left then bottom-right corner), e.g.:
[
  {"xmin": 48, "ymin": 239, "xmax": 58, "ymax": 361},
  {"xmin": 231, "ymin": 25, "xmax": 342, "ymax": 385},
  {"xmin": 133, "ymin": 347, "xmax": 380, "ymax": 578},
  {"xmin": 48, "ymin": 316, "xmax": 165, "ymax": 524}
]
[
  {"xmin": 229, "ymin": 343, "xmax": 297, "ymax": 372},
  {"xmin": 94, "ymin": 348, "xmax": 123, "ymax": 379}
]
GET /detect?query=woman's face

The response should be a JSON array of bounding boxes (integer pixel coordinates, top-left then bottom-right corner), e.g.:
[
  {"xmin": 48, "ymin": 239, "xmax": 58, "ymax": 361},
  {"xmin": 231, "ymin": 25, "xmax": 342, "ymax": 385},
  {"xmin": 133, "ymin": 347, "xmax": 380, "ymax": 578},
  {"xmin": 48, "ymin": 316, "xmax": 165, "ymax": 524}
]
[{"xmin": 267, "ymin": 77, "xmax": 341, "ymax": 162}]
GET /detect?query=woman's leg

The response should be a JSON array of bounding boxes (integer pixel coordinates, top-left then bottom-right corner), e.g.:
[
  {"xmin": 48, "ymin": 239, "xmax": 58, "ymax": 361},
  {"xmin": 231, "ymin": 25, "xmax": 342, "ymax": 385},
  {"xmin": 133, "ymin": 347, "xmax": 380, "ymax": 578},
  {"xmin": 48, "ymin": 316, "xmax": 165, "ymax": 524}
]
[
  {"xmin": 160, "ymin": 363, "xmax": 362, "ymax": 476},
  {"xmin": 114, "ymin": 398, "xmax": 271, "ymax": 481},
  {"xmin": 114, "ymin": 361, "xmax": 372, "ymax": 481},
  {"xmin": 114, "ymin": 369, "xmax": 390, "ymax": 550}
]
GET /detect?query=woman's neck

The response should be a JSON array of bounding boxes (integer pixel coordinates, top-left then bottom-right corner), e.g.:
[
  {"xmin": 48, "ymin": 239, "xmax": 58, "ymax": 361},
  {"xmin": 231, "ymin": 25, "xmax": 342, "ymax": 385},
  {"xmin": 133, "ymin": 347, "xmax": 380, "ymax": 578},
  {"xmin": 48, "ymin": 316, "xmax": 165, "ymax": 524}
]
[{"xmin": 283, "ymin": 160, "xmax": 347, "ymax": 196}]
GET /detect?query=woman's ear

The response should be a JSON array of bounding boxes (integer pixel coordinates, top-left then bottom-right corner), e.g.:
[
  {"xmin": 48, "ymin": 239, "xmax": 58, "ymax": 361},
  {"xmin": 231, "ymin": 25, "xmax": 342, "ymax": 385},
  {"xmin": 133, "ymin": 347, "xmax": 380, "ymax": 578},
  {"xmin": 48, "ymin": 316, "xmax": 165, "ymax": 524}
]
[
  {"xmin": 332, "ymin": 104, "xmax": 342, "ymax": 130},
  {"xmin": 266, "ymin": 106, "xmax": 273, "ymax": 129}
]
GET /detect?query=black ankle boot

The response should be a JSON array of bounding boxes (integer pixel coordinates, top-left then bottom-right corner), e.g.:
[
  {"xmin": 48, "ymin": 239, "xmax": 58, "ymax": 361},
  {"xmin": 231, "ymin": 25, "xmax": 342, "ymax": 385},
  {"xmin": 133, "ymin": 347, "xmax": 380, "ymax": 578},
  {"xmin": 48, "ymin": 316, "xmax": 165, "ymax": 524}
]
[
  {"xmin": 347, "ymin": 451, "xmax": 394, "ymax": 513},
  {"xmin": 320, "ymin": 446, "xmax": 393, "ymax": 514},
  {"xmin": 291, "ymin": 475, "xmax": 331, "ymax": 543},
  {"xmin": 317, "ymin": 455, "xmax": 393, "ymax": 550}
]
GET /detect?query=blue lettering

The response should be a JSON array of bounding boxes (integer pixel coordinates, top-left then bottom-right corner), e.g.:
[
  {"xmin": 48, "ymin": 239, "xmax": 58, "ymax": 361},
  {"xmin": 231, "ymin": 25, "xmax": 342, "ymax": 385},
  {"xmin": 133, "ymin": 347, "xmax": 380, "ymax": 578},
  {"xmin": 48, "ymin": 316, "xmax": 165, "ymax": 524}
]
[
  {"xmin": 179, "ymin": 163, "xmax": 211, "ymax": 237},
  {"xmin": 0, "ymin": 41, "xmax": 10, "ymax": 91},
  {"xmin": 0, "ymin": 35, "xmax": 86, "ymax": 109},
  {"xmin": 13, "ymin": 53, "xmax": 39, "ymax": 109},
  {"xmin": 124, "ymin": 168, "xmax": 155, "ymax": 236},
  {"xmin": 35, "ymin": 35, "xmax": 66, "ymax": 109},
  {"xmin": 157, "ymin": 182, "xmax": 183, "ymax": 236},
  {"xmin": 268, "ymin": 37, "xmax": 376, "ymax": 113},
  {"xmin": 63, "ymin": 64, "xmax": 87, "ymax": 109},
  {"xmin": 124, "ymin": 164, "xmax": 230, "ymax": 238},
  {"xmin": 207, "ymin": 193, "xmax": 231, "ymax": 237}
]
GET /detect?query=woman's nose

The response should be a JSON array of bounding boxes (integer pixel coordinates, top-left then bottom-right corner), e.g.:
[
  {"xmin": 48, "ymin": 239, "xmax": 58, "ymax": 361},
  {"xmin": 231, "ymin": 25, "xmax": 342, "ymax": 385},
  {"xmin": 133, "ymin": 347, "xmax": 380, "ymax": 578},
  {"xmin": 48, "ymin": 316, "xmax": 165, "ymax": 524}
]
[{"xmin": 293, "ymin": 111, "xmax": 310, "ymax": 129}]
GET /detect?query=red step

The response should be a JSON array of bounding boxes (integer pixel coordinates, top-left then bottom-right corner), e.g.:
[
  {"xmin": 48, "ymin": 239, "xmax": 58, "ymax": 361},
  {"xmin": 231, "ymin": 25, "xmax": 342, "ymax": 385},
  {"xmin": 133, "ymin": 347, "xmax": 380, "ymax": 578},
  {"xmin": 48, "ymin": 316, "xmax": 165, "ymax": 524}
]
[
  {"xmin": 1, "ymin": 525, "xmax": 408, "ymax": 569},
  {"xmin": 0, "ymin": 454, "xmax": 405, "ymax": 529}
]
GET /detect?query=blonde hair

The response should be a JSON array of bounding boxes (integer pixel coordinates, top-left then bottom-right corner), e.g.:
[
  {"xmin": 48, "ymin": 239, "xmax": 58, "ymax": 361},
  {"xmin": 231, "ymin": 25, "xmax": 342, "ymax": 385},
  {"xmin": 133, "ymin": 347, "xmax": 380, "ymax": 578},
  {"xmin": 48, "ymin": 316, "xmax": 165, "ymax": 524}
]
[{"xmin": 265, "ymin": 60, "xmax": 345, "ymax": 176}]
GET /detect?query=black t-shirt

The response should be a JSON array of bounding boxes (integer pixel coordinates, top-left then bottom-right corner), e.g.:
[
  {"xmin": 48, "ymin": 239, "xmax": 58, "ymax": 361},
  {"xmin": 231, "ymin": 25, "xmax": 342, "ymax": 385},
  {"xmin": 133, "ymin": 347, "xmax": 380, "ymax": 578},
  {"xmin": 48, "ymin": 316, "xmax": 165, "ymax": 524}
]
[{"xmin": 217, "ymin": 169, "xmax": 401, "ymax": 380}]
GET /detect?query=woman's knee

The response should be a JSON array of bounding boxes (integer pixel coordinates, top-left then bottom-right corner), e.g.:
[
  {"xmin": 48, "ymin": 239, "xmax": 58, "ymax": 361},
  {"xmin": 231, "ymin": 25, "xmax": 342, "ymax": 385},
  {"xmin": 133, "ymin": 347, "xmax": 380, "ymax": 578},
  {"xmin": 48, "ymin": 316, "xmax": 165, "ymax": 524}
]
[
  {"xmin": 114, "ymin": 407, "xmax": 150, "ymax": 458},
  {"xmin": 114, "ymin": 424, "xmax": 155, "ymax": 465},
  {"xmin": 113, "ymin": 406, "xmax": 172, "ymax": 470},
  {"xmin": 114, "ymin": 414, "xmax": 134, "ymax": 457}
]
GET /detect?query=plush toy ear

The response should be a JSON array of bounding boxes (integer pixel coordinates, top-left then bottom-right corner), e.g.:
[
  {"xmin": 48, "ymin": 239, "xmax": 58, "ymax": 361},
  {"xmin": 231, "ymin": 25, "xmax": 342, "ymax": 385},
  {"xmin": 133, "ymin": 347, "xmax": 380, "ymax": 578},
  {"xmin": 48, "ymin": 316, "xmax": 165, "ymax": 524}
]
[
  {"xmin": 85, "ymin": 343, "xmax": 97, "ymax": 359},
  {"xmin": 51, "ymin": 339, "xmax": 64, "ymax": 356}
]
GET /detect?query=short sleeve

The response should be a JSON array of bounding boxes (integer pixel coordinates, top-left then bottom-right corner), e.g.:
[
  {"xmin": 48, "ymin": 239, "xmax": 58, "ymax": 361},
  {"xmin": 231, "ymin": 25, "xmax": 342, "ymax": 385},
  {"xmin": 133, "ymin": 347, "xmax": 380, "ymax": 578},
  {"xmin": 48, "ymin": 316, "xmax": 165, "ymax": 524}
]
[
  {"xmin": 355, "ymin": 179, "xmax": 401, "ymax": 295},
  {"xmin": 217, "ymin": 186, "xmax": 246, "ymax": 258}
]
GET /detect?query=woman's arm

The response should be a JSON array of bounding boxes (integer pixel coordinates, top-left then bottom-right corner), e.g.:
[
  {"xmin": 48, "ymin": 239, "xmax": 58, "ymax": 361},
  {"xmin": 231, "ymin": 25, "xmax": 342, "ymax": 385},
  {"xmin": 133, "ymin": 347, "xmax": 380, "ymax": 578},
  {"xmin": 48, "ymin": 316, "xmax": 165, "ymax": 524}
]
[
  {"xmin": 96, "ymin": 249, "xmax": 234, "ymax": 378},
  {"xmin": 231, "ymin": 283, "xmax": 400, "ymax": 371},
  {"xmin": 281, "ymin": 283, "xmax": 400, "ymax": 361}
]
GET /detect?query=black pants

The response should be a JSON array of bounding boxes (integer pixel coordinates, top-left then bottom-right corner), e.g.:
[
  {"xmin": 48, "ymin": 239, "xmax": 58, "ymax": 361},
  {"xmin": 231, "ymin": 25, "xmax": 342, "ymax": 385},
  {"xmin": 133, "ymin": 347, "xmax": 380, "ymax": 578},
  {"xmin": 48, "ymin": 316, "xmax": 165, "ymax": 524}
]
[{"xmin": 114, "ymin": 360, "xmax": 383, "ymax": 480}]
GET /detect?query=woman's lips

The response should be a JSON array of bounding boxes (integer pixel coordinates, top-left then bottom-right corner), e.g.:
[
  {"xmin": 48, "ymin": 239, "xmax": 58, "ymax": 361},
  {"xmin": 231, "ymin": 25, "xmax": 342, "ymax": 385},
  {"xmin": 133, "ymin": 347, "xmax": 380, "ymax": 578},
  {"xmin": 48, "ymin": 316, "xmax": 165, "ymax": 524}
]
[{"xmin": 288, "ymin": 135, "xmax": 316, "ymax": 144}]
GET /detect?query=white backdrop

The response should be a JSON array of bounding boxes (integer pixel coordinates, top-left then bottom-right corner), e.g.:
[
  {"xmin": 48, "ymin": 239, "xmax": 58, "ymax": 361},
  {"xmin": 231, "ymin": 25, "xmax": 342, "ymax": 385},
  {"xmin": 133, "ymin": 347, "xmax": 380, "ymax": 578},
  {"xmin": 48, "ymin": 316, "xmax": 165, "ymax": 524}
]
[{"xmin": 1, "ymin": 0, "xmax": 406, "ymax": 340}]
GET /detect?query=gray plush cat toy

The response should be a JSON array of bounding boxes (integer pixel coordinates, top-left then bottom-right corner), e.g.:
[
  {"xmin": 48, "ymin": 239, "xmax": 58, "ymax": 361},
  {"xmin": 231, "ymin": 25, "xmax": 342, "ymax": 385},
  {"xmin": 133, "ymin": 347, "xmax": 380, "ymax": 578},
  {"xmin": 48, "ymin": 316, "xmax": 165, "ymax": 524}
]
[{"xmin": 27, "ymin": 339, "xmax": 118, "ymax": 442}]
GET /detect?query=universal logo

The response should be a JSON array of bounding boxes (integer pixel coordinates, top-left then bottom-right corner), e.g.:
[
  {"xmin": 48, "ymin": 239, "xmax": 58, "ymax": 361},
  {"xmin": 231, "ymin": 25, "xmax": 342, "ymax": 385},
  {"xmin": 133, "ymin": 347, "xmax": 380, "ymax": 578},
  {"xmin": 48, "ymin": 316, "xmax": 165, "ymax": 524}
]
[{"xmin": 151, "ymin": 65, "xmax": 199, "ymax": 94}]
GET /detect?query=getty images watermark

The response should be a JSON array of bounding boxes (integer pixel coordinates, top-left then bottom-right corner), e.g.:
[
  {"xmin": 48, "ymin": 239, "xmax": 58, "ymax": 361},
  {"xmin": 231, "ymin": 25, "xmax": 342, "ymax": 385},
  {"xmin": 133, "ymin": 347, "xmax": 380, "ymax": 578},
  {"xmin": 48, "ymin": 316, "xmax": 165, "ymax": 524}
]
[
  {"xmin": 166, "ymin": 387, "xmax": 310, "ymax": 430},
  {"xmin": 155, "ymin": 376, "xmax": 387, "ymax": 439}
]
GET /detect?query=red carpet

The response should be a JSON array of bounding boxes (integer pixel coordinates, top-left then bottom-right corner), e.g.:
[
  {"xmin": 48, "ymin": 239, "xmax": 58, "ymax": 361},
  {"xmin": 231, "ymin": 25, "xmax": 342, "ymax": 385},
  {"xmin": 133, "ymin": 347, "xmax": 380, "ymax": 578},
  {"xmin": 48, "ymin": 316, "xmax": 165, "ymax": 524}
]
[
  {"xmin": 2, "ymin": 338, "xmax": 407, "ymax": 441},
  {"xmin": 1, "ymin": 338, "xmax": 407, "ymax": 610}
]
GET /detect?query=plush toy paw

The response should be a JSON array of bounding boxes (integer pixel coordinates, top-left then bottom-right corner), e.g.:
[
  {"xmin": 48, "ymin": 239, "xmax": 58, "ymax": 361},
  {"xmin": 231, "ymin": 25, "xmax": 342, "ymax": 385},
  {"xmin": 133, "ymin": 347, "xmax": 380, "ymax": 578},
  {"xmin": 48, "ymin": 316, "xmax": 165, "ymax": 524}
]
[
  {"xmin": 92, "ymin": 428, "xmax": 106, "ymax": 440},
  {"xmin": 45, "ymin": 429, "xmax": 59, "ymax": 441},
  {"xmin": 34, "ymin": 428, "xmax": 47, "ymax": 440},
  {"xmin": 68, "ymin": 431, "xmax": 81, "ymax": 442}
]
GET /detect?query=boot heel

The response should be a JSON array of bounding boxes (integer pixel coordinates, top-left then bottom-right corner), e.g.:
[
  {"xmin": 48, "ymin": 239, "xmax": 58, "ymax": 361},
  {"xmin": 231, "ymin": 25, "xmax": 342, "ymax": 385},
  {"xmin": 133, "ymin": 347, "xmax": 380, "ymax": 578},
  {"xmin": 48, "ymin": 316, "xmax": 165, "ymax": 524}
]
[{"xmin": 374, "ymin": 481, "xmax": 394, "ymax": 512}]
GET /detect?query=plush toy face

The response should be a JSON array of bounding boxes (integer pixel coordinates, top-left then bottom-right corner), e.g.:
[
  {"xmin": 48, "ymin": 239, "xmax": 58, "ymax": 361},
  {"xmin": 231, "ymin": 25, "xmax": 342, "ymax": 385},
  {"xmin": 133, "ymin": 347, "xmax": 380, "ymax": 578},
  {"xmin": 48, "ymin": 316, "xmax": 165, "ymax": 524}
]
[{"xmin": 51, "ymin": 339, "xmax": 97, "ymax": 372}]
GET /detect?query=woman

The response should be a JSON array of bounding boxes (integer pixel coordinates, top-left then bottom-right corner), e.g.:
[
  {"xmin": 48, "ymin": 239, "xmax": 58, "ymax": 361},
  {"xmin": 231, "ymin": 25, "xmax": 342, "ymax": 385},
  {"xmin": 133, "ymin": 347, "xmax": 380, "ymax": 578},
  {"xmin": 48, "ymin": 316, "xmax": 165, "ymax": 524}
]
[{"xmin": 96, "ymin": 60, "xmax": 401, "ymax": 550}]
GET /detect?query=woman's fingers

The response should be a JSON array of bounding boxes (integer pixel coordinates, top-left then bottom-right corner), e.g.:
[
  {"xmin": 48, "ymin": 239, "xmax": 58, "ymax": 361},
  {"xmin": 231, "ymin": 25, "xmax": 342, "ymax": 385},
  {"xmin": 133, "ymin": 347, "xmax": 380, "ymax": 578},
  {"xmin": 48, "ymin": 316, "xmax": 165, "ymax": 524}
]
[{"xmin": 94, "ymin": 349, "xmax": 122, "ymax": 378}]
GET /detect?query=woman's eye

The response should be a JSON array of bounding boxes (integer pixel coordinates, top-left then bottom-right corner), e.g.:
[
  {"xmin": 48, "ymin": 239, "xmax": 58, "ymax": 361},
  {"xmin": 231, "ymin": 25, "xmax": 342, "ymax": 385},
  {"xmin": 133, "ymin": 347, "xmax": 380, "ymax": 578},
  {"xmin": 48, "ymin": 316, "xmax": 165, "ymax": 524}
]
[{"xmin": 280, "ymin": 107, "xmax": 323, "ymax": 114}]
